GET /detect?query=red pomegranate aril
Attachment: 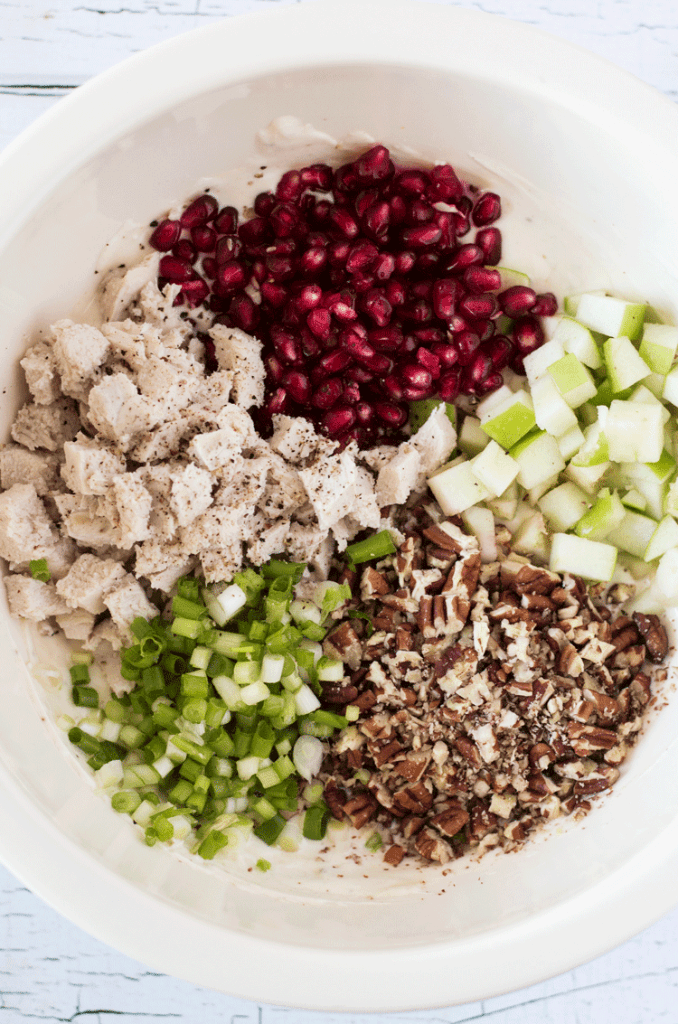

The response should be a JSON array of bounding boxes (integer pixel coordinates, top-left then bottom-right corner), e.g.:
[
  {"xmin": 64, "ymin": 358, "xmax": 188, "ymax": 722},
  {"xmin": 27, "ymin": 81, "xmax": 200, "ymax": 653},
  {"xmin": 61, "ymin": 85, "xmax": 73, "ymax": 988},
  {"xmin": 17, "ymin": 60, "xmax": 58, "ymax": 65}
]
[
  {"xmin": 214, "ymin": 206, "xmax": 239, "ymax": 234},
  {"xmin": 532, "ymin": 292, "xmax": 558, "ymax": 317},
  {"xmin": 355, "ymin": 145, "xmax": 394, "ymax": 184},
  {"xmin": 380, "ymin": 375, "xmax": 405, "ymax": 401},
  {"xmin": 467, "ymin": 351, "xmax": 493, "ymax": 387},
  {"xmin": 385, "ymin": 279, "xmax": 407, "ymax": 306},
  {"xmin": 201, "ymin": 257, "xmax": 217, "ymax": 280},
  {"xmin": 389, "ymin": 194, "xmax": 407, "ymax": 225},
  {"xmin": 346, "ymin": 365, "xmax": 374, "ymax": 384},
  {"xmin": 261, "ymin": 280, "xmax": 288, "ymax": 307},
  {"xmin": 401, "ymin": 224, "xmax": 442, "ymax": 248},
  {"xmin": 239, "ymin": 217, "xmax": 271, "ymax": 246},
  {"xmin": 328, "ymin": 240, "xmax": 351, "ymax": 267},
  {"xmin": 448, "ymin": 314, "xmax": 470, "ymax": 334},
  {"xmin": 475, "ymin": 318, "xmax": 496, "ymax": 342},
  {"xmin": 438, "ymin": 368, "xmax": 462, "ymax": 402},
  {"xmin": 266, "ymin": 354, "xmax": 285, "ymax": 384},
  {"xmin": 341, "ymin": 382, "xmax": 360, "ymax": 406},
  {"xmin": 311, "ymin": 200, "xmax": 332, "ymax": 226},
  {"xmin": 409, "ymin": 279, "xmax": 433, "ymax": 301},
  {"xmin": 217, "ymin": 261, "xmax": 247, "ymax": 291},
  {"xmin": 294, "ymin": 283, "xmax": 322, "ymax": 312},
  {"xmin": 283, "ymin": 369, "xmax": 311, "ymax": 403},
  {"xmin": 362, "ymin": 201, "xmax": 391, "ymax": 240},
  {"xmin": 413, "ymin": 326, "xmax": 444, "ymax": 344},
  {"xmin": 312, "ymin": 378, "xmax": 344, "ymax": 410},
  {"xmin": 404, "ymin": 199, "xmax": 435, "ymax": 226},
  {"xmin": 250, "ymin": 259, "xmax": 267, "ymax": 284},
  {"xmin": 361, "ymin": 289, "xmax": 392, "ymax": 327},
  {"xmin": 459, "ymin": 294, "xmax": 498, "ymax": 320},
  {"xmin": 346, "ymin": 240, "xmax": 379, "ymax": 275},
  {"xmin": 300, "ymin": 328, "xmax": 322, "ymax": 360},
  {"xmin": 229, "ymin": 293, "xmax": 259, "ymax": 332},
  {"xmin": 266, "ymin": 253, "xmax": 296, "ymax": 282},
  {"xmin": 356, "ymin": 401, "xmax": 374, "ymax": 425},
  {"xmin": 446, "ymin": 244, "xmax": 484, "ymax": 271},
  {"xmin": 350, "ymin": 271, "xmax": 375, "ymax": 294},
  {"xmin": 215, "ymin": 236, "xmax": 241, "ymax": 265},
  {"xmin": 306, "ymin": 307, "xmax": 332, "ymax": 341},
  {"xmin": 322, "ymin": 404, "xmax": 356, "ymax": 436},
  {"xmin": 455, "ymin": 330, "xmax": 481, "ymax": 365},
  {"xmin": 402, "ymin": 382, "xmax": 436, "ymax": 401},
  {"xmin": 300, "ymin": 163, "xmax": 333, "ymax": 190},
  {"xmin": 371, "ymin": 252, "xmax": 396, "ymax": 281},
  {"xmin": 513, "ymin": 315, "xmax": 545, "ymax": 355},
  {"xmin": 434, "ymin": 211, "xmax": 457, "ymax": 250},
  {"xmin": 173, "ymin": 239, "xmax": 197, "ymax": 263},
  {"xmin": 270, "ymin": 203, "xmax": 302, "ymax": 239},
  {"xmin": 394, "ymin": 251, "xmax": 416, "ymax": 275},
  {"xmin": 158, "ymin": 255, "xmax": 195, "ymax": 283},
  {"xmin": 149, "ymin": 218, "xmax": 181, "ymax": 251},
  {"xmin": 485, "ymin": 334, "xmax": 513, "ymax": 370},
  {"xmin": 334, "ymin": 163, "xmax": 360, "ymax": 194},
  {"xmin": 276, "ymin": 169, "xmax": 303, "ymax": 203},
  {"xmin": 400, "ymin": 363, "xmax": 432, "ymax": 390},
  {"xmin": 179, "ymin": 278, "xmax": 209, "ymax": 307},
  {"xmin": 266, "ymin": 388, "xmax": 290, "ymax": 416},
  {"xmin": 475, "ymin": 227, "xmax": 502, "ymax": 265},
  {"xmin": 317, "ymin": 349, "xmax": 352, "ymax": 376},
  {"xmin": 274, "ymin": 333, "xmax": 304, "ymax": 367},
  {"xmin": 510, "ymin": 352, "xmax": 526, "ymax": 375},
  {"xmin": 299, "ymin": 246, "xmax": 328, "ymax": 277},
  {"xmin": 180, "ymin": 194, "xmax": 219, "ymax": 229},
  {"xmin": 472, "ymin": 192, "xmax": 501, "ymax": 227},
  {"xmin": 475, "ymin": 371, "xmax": 504, "ymax": 396},
  {"xmin": 463, "ymin": 266, "xmax": 502, "ymax": 294},
  {"xmin": 499, "ymin": 285, "xmax": 537, "ymax": 317},
  {"xmin": 191, "ymin": 226, "xmax": 217, "ymax": 253},
  {"xmin": 374, "ymin": 401, "xmax": 408, "ymax": 428},
  {"xmin": 402, "ymin": 299, "xmax": 433, "ymax": 324},
  {"xmin": 427, "ymin": 163, "xmax": 463, "ymax": 203},
  {"xmin": 395, "ymin": 169, "xmax": 429, "ymax": 196},
  {"xmin": 431, "ymin": 342, "xmax": 459, "ymax": 368},
  {"xmin": 432, "ymin": 278, "xmax": 462, "ymax": 319},
  {"xmin": 328, "ymin": 207, "xmax": 360, "ymax": 239},
  {"xmin": 402, "ymin": 334, "xmax": 418, "ymax": 355},
  {"xmin": 254, "ymin": 192, "xmax": 277, "ymax": 217},
  {"xmin": 368, "ymin": 325, "xmax": 403, "ymax": 351},
  {"xmin": 416, "ymin": 347, "xmax": 441, "ymax": 378}
]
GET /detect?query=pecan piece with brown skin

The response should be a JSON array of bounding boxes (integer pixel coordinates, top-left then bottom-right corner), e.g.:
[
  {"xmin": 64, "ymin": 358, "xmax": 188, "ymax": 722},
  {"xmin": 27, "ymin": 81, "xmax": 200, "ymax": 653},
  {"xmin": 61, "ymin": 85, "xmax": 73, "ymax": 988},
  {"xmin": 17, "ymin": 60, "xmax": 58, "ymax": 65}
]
[
  {"xmin": 630, "ymin": 671, "xmax": 652, "ymax": 705},
  {"xmin": 468, "ymin": 804, "xmax": 498, "ymax": 840},
  {"xmin": 633, "ymin": 612, "xmax": 669, "ymax": 663},
  {"xmin": 414, "ymin": 829, "xmax": 452, "ymax": 862},
  {"xmin": 323, "ymin": 779, "xmax": 346, "ymax": 820},
  {"xmin": 613, "ymin": 644, "xmax": 645, "ymax": 670},
  {"xmin": 393, "ymin": 781, "xmax": 433, "ymax": 814},
  {"xmin": 322, "ymin": 683, "xmax": 359, "ymax": 705},
  {"xmin": 383, "ymin": 844, "xmax": 405, "ymax": 866},
  {"xmin": 371, "ymin": 739, "xmax": 403, "ymax": 768},
  {"xmin": 529, "ymin": 743, "xmax": 555, "ymax": 769},
  {"xmin": 431, "ymin": 801, "xmax": 470, "ymax": 837},
  {"xmin": 454, "ymin": 736, "xmax": 482, "ymax": 767},
  {"xmin": 558, "ymin": 642, "xmax": 584, "ymax": 677},
  {"xmin": 512, "ymin": 564, "xmax": 560, "ymax": 595},
  {"xmin": 611, "ymin": 624, "xmax": 640, "ymax": 652},
  {"xmin": 361, "ymin": 566, "xmax": 390, "ymax": 599},
  {"xmin": 395, "ymin": 625, "xmax": 414, "ymax": 650},
  {"xmin": 324, "ymin": 621, "xmax": 363, "ymax": 671},
  {"xmin": 401, "ymin": 815, "xmax": 426, "ymax": 839},
  {"xmin": 343, "ymin": 792, "xmax": 378, "ymax": 829},
  {"xmin": 353, "ymin": 689, "xmax": 377, "ymax": 712}
]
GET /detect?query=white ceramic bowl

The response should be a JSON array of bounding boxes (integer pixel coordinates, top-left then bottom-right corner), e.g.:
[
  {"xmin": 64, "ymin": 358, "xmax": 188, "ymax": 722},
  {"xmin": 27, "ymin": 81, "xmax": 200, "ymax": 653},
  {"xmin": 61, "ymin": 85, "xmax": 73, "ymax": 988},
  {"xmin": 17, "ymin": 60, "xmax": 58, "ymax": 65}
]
[{"xmin": 1, "ymin": 0, "xmax": 678, "ymax": 1011}]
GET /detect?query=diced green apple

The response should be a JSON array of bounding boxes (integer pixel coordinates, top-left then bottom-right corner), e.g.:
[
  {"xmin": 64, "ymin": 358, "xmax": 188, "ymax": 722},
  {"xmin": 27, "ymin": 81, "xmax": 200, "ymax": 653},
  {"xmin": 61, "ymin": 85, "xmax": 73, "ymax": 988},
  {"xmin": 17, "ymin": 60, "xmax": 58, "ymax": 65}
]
[
  {"xmin": 557, "ymin": 423, "xmax": 586, "ymax": 461},
  {"xmin": 606, "ymin": 511, "xmax": 658, "ymax": 560},
  {"xmin": 458, "ymin": 415, "xmax": 490, "ymax": 457},
  {"xmin": 427, "ymin": 459, "xmax": 490, "ymax": 515},
  {"xmin": 605, "ymin": 400, "xmax": 664, "ymax": 463},
  {"xmin": 617, "ymin": 552, "xmax": 656, "ymax": 580},
  {"xmin": 638, "ymin": 323, "xmax": 678, "ymax": 376},
  {"xmin": 564, "ymin": 460, "xmax": 610, "ymax": 494},
  {"xmin": 476, "ymin": 384, "xmax": 514, "ymax": 421},
  {"xmin": 643, "ymin": 371, "xmax": 667, "ymax": 399},
  {"xmin": 523, "ymin": 340, "xmax": 565, "ymax": 386},
  {"xmin": 471, "ymin": 440, "xmax": 520, "ymax": 497},
  {"xmin": 528, "ymin": 473, "xmax": 560, "ymax": 505},
  {"xmin": 665, "ymin": 477, "xmax": 678, "ymax": 517},
  {"xmin": 655, "ymin": 547, "xmax": 678, "ymax": 604},
  {"xmin": 644, "ymin": 514, "xmax": 678, "ymax": 562},
  {"xmin": 576, "ymin": 294, "xmax": 646, "ymax": 340},
  {"xmin": 530, "ymin": 374, "xmax": 577, "ymax": 436},
  {"xmin": 485, "ymin": 480, "xmax": 519, "ymax": 521},
  {"xmin": 622, "ymin": 488, "xmax": 648, "ymax": 512},
  {"xmin": 574, "ymin": 488, "xmax": 625, "ymax": 541},
  {"xmin": 512, "ymin": 511, "xmax": 550, "ymax": 562},
  {"xmin": 563, "ymin": 289, "xmax": 606, "ymax": 318},
  {"xmin": 551, "ymin": 316, "xmax": 602, "ymax": 369},
  {"xmin": 661, "ymin": 364, "xmax": 678, "ymax": 407},
  {"xmin": 538, "ymin": 482, "xmax": 590, "ymax": 532},
  {"xmin": 625, "ymin": 585, "xmax": 667, "ymax": 615},
  {"xmin": 549, "ymin": 533, "xmax": 617, "ymax": 582},
  {"xmin": 571, "ymin": 414, "xmax": 609, "ymax": 468},
  {"xmin": 461, "ymin": 506, "xmax": 497, "ymax": 563},
  {"xmin": 628, "ymin": 383, "xmax": 671, "ymax": 425},
  {"xmin": 409, "ymin": 398, "xmax": 456, "ymax": 433},
  {"xmin": 480, "ymin": 389, "xmax": 536, "ymax": 450},
  {"xmin": 509, "ymin": 430, "xmax": 566, "ymax": 490},
  {"xmin": 494, "ymin": 267, "xmax": 531, "ymax": 290},
  {"xmin": 603, "ymin": 336, "xmax": 651, "ymax": 394},
  {"xmin": 547, "ymin": 353, "xmax": 597, "ymax": 408}
]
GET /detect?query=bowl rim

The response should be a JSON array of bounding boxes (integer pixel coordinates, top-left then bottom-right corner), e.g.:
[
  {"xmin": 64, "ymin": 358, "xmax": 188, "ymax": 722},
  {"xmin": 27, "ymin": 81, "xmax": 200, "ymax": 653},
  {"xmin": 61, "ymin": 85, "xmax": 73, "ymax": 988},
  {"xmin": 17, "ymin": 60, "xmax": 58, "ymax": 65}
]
[{"xmin": 1, "ymin": 0, "xmax": 678, "ymax": 1010}]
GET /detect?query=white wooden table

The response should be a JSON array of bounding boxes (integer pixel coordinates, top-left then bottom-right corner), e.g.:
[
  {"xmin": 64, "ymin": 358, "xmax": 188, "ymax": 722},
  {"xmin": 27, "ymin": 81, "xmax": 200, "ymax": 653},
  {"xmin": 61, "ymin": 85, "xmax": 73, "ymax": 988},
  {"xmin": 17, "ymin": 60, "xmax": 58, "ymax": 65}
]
[{"xmin": 1, "ymin": 1, "xmax": 678, "ymax": 1020}]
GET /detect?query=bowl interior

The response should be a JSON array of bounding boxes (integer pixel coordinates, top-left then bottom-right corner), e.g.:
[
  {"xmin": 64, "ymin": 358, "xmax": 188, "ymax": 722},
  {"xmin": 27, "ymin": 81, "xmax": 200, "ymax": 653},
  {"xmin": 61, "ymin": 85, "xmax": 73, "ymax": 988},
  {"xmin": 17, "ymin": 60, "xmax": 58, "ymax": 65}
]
[{"xmin": 1, "ymin": 26, "xmax": 678, "ymax": 1007}]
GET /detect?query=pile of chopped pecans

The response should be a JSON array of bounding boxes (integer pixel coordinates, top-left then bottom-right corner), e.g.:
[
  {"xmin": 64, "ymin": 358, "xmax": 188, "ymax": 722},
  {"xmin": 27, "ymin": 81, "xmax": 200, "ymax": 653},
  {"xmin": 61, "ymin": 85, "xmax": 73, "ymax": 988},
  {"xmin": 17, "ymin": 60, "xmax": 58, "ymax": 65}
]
[{"xmin": 319, "ymin": 503, "xmax": 669, "ymax": 867}]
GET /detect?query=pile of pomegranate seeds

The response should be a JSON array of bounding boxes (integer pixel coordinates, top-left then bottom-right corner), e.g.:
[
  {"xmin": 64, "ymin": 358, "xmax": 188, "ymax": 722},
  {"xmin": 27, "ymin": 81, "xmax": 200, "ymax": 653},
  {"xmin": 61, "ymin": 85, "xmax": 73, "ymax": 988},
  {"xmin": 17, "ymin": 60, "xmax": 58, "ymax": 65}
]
[{"xmin": 149, "ymin": 145, "xmax": 556, "ymax": 447}]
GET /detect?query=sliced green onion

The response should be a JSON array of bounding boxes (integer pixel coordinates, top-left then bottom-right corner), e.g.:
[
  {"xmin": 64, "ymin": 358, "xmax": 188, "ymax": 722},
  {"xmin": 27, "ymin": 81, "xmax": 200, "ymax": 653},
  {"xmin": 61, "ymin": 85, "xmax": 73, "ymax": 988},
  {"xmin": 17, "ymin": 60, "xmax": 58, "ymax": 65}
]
[
  {"xmin": 198, "ymin": 830, "xmax": 230, "ymax": 859},
  {"xmin": 29, "ymin": 558, "xmax": 50, "ymax": 582},
  {"xmin": 345, "ymin": 530, "xmax": 396, "ymax": 565},
  {"xmin": 303, "ymin": 805, "xmax": 330, "ymax": 841},
  {"xmin": 72, "ymin": 685, "xmax": 99, "ymax": 708},
  {"xmin": 256, "ymin": 858, "xmax": 271, "ymax": 872},
  {"xmin": 253, "ymin": 814, "xmax": 286, "ymax": 846},
  {"xmin": 365, "ymin": 831, "xmax": 383, "ymax": 852}
]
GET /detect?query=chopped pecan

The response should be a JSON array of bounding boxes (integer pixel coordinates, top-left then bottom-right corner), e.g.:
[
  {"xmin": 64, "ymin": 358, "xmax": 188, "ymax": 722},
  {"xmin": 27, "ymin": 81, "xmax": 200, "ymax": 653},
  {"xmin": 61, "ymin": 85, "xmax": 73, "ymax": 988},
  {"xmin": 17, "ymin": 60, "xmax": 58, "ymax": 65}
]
[
  {"xmin": 431, "ymin": 801, "xmax": 470, "ymax": 837},
  {"xmin": 401, "ymin": 815, "xmax": 426, "ymax": 839},
  {"xmin": 511, "ymin": 564, "xmax": 560, "ymax": 595},
  {"xmin": 393, "ymin": 752, "xmax": 430, "ymax": 783},
  {"xmin": 323, "ymin": 779, "xmax": 346, "ymax": 820},
  {"xmin": 558, "ymin": 642, "xmax": 584, "ymax": 677},
  {"xmin": 468, "ymin": 804, "xmax": 498, "ymax": 840},
  {"xmin": 567, "ymin": 722, "xmax": 618, "ymax": 753},
  {"xmin": 372, "ymin": 605, "xmax": 398, "ymax": 632},
  {"xmin": 414, "ymin": 828, "xmax": 452, "ymax": 862},
  {"xmin": 322, "ymin": 683, "xmax": 359, "ymax": 705},
  {"xmin": 454, "ymin": 736, "xmax": 482, "ymax": 767},
  {"xmin": 324, "ymin": 621, "xmax": 363, "ymax": 671},
  {"xmin": 528, "ymin": 743, "xmax": 555, "ymax": 770},
  {"xmin": 611, "ymin": 624, "xmax": 639, "ymax": 652},
  {"xmin": 613, "ymin": 644, "xmax": 645, "ymax": 670},
  {"xmin": 393, "ymin": 781, "xmax": 433, "ymax": 814},
  {"xmin": 383, "ymin": 844, "xmax": 405, "ymax": 866},
  {"xmin": 371, "ymin": 739, "xmax": 403, "ymax": 768},
  {"xmin": 630, "ymin": 671, "xmax": 652, "ymax": 705},
  {"xmin": 353, "ymin": 689, "xmax": 377, "ymax": 712},
  {"xmin": 361, "ymin": 566, "xmax": 390, "ymax": 598},
  {"xmin": 633, "ymin": 612, "xmax": 669, "ymax": 663},
  {"xmin": 343, "ymin": 792, "xmax": 378, "ymax": 829},
  {"xmin": 395, "ymin": 625, "xmax": 414, "ymax": 650}
]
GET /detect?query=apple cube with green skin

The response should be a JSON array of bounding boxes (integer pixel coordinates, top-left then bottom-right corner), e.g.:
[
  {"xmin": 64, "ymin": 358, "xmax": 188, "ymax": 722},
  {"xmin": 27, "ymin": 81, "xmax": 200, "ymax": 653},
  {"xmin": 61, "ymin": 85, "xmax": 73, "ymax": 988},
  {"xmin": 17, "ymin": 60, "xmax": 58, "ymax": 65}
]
[
  {"xmin": 642, "ymin": 371, "xmax": 667, "ymax": 399},
  {"xmin": 549, "ymin": 533, "xmax": 617, "ymax": 582},
  {"xmin": 461, "ymin": 506, "xmax": 497, "ymax": 562},
  {"xmin": 485, "ymin": 480, "xmax": 519, "ymax": 520},
  {"xmin": 571, "ymin": 413, "xmax": 609, "ymax": 468},
  {"xmin": 470, "ymin": 440, "xmax": 519, "ymax": 497},
  {"xmin": 622, "ymin": 488, "xmax": 648, "ymax": 512},
  {"xmin": 495, "ymin": 267, "xmax": 531, "ymax": 291},
  {"xmin": 664, "ymin": 476, "xmax": 678, "ymax": 517},
  {"xmin": 655, "ymin": 547, "xmax": 678, "ymax": 604},
  {"xmin": 563, "ymin": 289, "xmax": 606, "ymax": 318},
  {"xmin": 427, "ymin": 459, "xmax": 490, "ymax": 515},
  {"xmin": 618, "ymin": 552, "xmax": 656, "ymax": 581},
  {"xmin": 523, "ymin": 340, "xmax": 565, "ymax": 386},
  {"xmin": 574, "ymin": 488, "xmax": 625, "ymax": 542},
  {"xmin": 528, "ymin": 473, "xmax": 560, "ymax": 505},
  {"xmin": 576, "ymin": 294, "xmax": 646, "ymax": 340},
  {"xmin": 538, "ymin": 481, "xmax": 590, "ymax": 532},
  {"xmin": 644, "ymin": 514, "xmax": 678, "ymax": 562},
  {"xmin": 606, "ymin": 510, "xmax": 658, "ymax": 559},
  {"xmin": 476, "ymin": 384, "xmax": 514, "ymax": 421},
  {"xmin": 603, "ymin": 336, "xmax": 651, "ymax": 393},
  {"xmin": 605, "ymin": 400, "xmax": 664, "ymax": 463},
  {"xmin": 551, "ymin": 316, "xmax": 602, "ymax": 370},
  {"xmin": 480, "ymin": 389, "xmax": 536, "ymax": 450},
  {"xmin": 629, "ymin": 383, "xmax": 671, "ymax": 425},
  {"xmin": 530, "ymin": 374, "xmax": 577, "ymax": 437},
  {"xmin": 512, "ymin": 512, "xmax": 550, "ymax": 562},
  {"xmin": 509, "ymin": 429, "xmax": 566, "ymax": 489},
  {"xmin": 558, "ymin": 423, "xmax": 586, "ymax": 461},
  {"xmin": 458, "ymin": 415, "xmax": 490, "ymax": 457},
  {"xmin": 409, "ymin": 398, "xmax": 456, "ymax": 433},
  {"xmin": 661, "ymin": 364, "xmax": 678, "ymax": 407},
  {"xmin": 639, "ymin": 323, "xmax": 678, "ymax": 376},
  {"xmin": 564, "ymin": 460, "xmax": 610, "ymax": 495},
  {"xmin": 547, "ymin": 353, "xmax": 597, "ymax": 408}
]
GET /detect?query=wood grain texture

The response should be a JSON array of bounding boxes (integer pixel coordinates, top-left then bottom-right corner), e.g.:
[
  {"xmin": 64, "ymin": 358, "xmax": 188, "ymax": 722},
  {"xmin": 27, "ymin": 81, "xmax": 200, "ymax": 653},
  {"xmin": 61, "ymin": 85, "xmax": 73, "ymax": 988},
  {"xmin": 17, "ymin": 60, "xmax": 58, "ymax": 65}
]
[{"xmin": 1, "ymin": 1, "xmax": 677, "ymax": 1021}]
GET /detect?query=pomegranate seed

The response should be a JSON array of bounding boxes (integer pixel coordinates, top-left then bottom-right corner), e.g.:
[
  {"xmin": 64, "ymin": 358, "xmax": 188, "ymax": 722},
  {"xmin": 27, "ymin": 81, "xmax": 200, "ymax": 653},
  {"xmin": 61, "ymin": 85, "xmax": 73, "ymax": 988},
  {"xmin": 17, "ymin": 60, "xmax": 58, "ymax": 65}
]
[
  {"xmin": 239, "ymin": 217, "xmax": 271, "ymax": 245},
  {"xmin": 266, "ymin": 388, "xmax": 290, "ymax": 416},
  {"xmin": 510, "ymin": 352, "xmax": 526, "ymax": 375},
  {"xmin": 301, "ymin": 329, "xmax": 322, "ymax": 359},
  {"xmin": 276, "ymin": 169, "xmax": 303, "ymax": 203},
  {"xmin": 273, "ymin": 203, "xmax": 303, "ymax": 238},
  {"xmin": 372, "ymin": 252, "xmax": 396, "ymax": 281},
  {"xmin": 217, "ymin": 261, "xmax": 246, "ymax": 291},
  {"xmin": 307, "ymin": 307, "xmax": 332, "ymax": 340},
  {"xmin": 149, "ymin": 219, "xmax": 181, "ymax": 251},
  {"xmin": 475, "ymin": 318, "xmax": 495, "ymax": 342},
  {"xmin": 173, "ymin": 239, "xmax": 197, "ymax": 263},
  {"xmin": 328, "ymin": 207, "xmax": 359, "ymax": 239},
  {"xmin": 395, "ymin": 169, "xmax": 429, "ymax": 196},
  {"xmin": 356, "ymin": 402, "xmax": 374, "ymax": 425},
  {"xmin": 179, "ymin": 278, "xmax": 209, "ymax": 307},
  {"xmin": 346, "ymin": 365, "xmax": 374, "ymax": 384},
  {"xmin": 344, "ymin": 240, "xmax": 377, "ymax": 275},
  {"xmin": 432, "ymin": 278, "xmax": 462, "ymax": 319},
  {"xmin": 158, "ymin": 255, "xmax": 195, "ymax": 283},
  {"xmin": 261, "ymin": 281, "xmax": 288, "ymax": 307},
  {"xmin": 266, "ymin": 253, "xmax": 296, "ymax": 281},
  {"xmin": 374, "ymin": 401, "xmax": 408, "ymax": 428},
  {"xmin": 201, "ymin": 257, "xmax": 217, "ymax": 279},
  {"xmin": 355, "ymin": 145, "xmax": 394, "ymax": 184},
  {"xmin": 334, "ymin": 163, "xmax": 360, "ymax": 194},
  {"xmin": 463, "ymin": 266, "xmax": 502, "ymax": 294},
  {"xmin": 476, "ymin": 227, "xmax": 502, "ymax": 265},
  {"xmin": 266, "ymin": 354, "xmax": 285, "ymax": 384},
  {"xmin": 402, "ymin": 382, "xmax": 436, "ymax": 401},
  {"xmin": 180, "ymin": 194, "xmax": 218, "ymax": 229},
  {"xmin": 472, "ymin": 192, "xmax": 501, "ymax": 226},
  {"xmin": 254, "ymin": 192, "xmax": 277, "ymax": 217},
  {"xmin": 430, "ymin": 343, "xmax": 459, "ymax": 368},
  {"xmin": 394, "ymin": 251, "xmax": 416, "ymax": 276},
  {"xmin": 448, "ymin": 314, "xmax": 470, "ymax": 334},
  {"xmin": 401, "ymin": 224, "xmax": 442, "ymax": 248},
  {"xmin": 476, "ymin": 371, "xmax": 504, "ymax": 396},
  {"xmin": 389, "ymin": 194, "xmax": 407, "ymax": 224},
  {"xmin": 322, "ymin": 405, "xmax": 356, "ymax": 436},
  {"xmin": 427, "ymin": 164, "xmax": 463, "ymax": 203},
  {"xmin": 446, "ymin": 244, "xmax": 484, "ymax": 271},
  {"xmin": 215, "ymin": 236, "xmax": 241, "ymax": 264},
  {"xmin": 191, "ymin": 226, "xmax": 217, "ymax": 253},
  {"xmin": 513, "ymin": 315, "xmax": 544, "ymax": 355},
  {"xmin": 283, "ymin": 369, "xmax": 311, "ymax": 403},
  {"xmin": 343, "ymin": 381, "xmax": 361, "ymax": 405},
  {"xmin": 438, "ymin": 368, "xmax": 462, "ymax": 402},
  {"xmin": 368, "ymin": 326, "xmax": 402, "ymax": 351},
  {"xmin": 455, "ymin": 330, "xmax": 481, "ymax": 365},
  {"xmin": 485, "ymin": 335, "xmax": 513, "ymax": 370},
  {"xmin": 229, "ymin": 293, "xmax": 258, "ymax": 332},
  {"xmin": 350, "ymin": 271, "xmax": 375, "ymax": 294},
  {"xmin": 300, "ymin": 246, "xmax": 328, "ymax": 277},
  {"xmin": 250, "ymin": 259, "xmax": 266, "ymax": 284},
  {"xmin": 361, "ymin": 289, "xmax": 392, "ymax": 327},
  {"xmin": 271, "ymin": 328, "xmax": 303, "ymax": 365},
  {"xmin": 404, "ymin": 199, "xmax": 435, "ymax": 226},
  {"xmin": 499, "ymin": 285, "xmax": 537, "ymax": 317},
  {"xmin": 312, "ymin": 377, "xmax": 343, "ymax": 409},
  {"xmin": 328, "ymin": 241, "xmax": 351, "ymax": 267},
  {"xmin": 459, "ymin": 294, "xmax": 498, "ymax": 320},
  {"xmin": 385, "ymin": 279, "xmax": 407, "ymax": 306},
  {"xmin": 532, "ymin": 292, "xmax": 558, "ymax": 317},
  {"xmin": 410, "ymin": 279, "xmax": 433, "ymax": 301},
  {"xmin": 214, "ymin": 206, "xmax": 239, "ymax": 234},
  {"xmin": 295, "ymin": 284, "xmax": 323, "ymax": 312},
  {"xmin": 402, "ymin": 299, "xmax": 432, "ymax": 323},
  {"xmin": 413, "ymin": 326, "xmax": 444, "ymax": 344},
  {"xmin": 300, "ymin": 163, "xmax": 333, "ymax": 189},
  {"xmin": 316, "ymin": 349, "xmax": 352, "ymax": 376},
  {"xmin": 434, "ymin": 211, "xmax": 457, "ymax": 250},
  {"xmin": 416, "ymin": 348, "xmax": 441, "ymax": 378},
  {"xmin": 400, "ymin": 363, "xmax": 433, "ymax": 390},
  {"xmin": 381, "ymin": 375, "xmax": 404, "ymax": 401},
  {"xmin": 311, "ymin": 199, "xmax": 332, "ymax": 226},
  {"xmin": 467, "ymin": 351, "xmax": 493, "ymax": 387},
  {"xmin": 325, "ymin": 292, "xmax": 357, "ymax": 321},
  {"xmin": 362, "ymin": 201, "xmax": 391, "ymax": 240}
]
